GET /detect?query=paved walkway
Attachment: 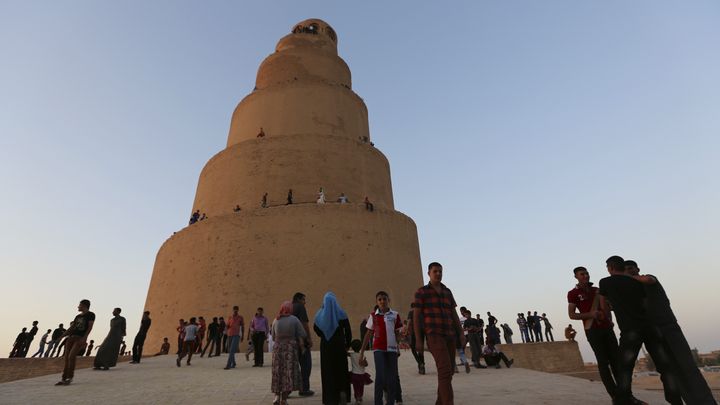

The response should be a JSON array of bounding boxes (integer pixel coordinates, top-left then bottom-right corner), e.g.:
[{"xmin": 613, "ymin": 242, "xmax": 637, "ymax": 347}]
[{"xmin": 0, "ymin": 351, "xmax": 667, "ymax": 404}]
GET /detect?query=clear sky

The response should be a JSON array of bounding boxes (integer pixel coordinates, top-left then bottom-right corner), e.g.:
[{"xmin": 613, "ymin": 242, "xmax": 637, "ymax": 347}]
[{"xmin": 1, "ymin": 1, "xmax": 719, "ymax": 362}]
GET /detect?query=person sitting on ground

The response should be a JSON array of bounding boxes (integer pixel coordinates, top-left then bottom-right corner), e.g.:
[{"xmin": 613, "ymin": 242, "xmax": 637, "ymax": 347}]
[
  {"xmin": 337, "ymin": 193, "xmax": 349, "ymax": 204},
  {"xmin": 199, "ymin": 213, "xmax": 207, "ymax": 221},
  {"xmin": 564, "ymin": 324, "xmax": 577, "ymax": 342},
  {"xmin": 257, "ymin": 127, "xmax": 265, "ymax": 138},
  {"xmin": 482, "ymin": 338, "xmax": 514, "ymax": 369},
  {"xmin": 234, "ymin": 205, "xmax": 241, "ymax": 212},
  {"xmin": 364, "ymin": 196, "xmax": 374, "ymax": 212},
  {"xmin": 154, "ymin": 338, "xmax": 171, "ymax": 356}
]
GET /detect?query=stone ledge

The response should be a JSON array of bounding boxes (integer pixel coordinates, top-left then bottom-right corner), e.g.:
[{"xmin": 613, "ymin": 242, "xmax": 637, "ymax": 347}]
[{"xmin": 0, "ymin": 355, "xmax": 132, "ymax": 383}]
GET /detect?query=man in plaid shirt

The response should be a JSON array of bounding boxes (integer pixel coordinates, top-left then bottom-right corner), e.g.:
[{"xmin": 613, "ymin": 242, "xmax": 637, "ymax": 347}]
[{"xmin": 413, "ymin": 262, "xmax": 464, "ymax": 405}]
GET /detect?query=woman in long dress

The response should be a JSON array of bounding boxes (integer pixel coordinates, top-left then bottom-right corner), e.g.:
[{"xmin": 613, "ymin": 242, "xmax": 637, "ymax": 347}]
[
  {"xmin": 271, "ymin": 301, "xmax": 306, "ymax": 405},
  {"xmin": 93, "ymin": 308, "xmax": 126, "ymax": 370},
  {"xmin": 314, "ymin": 292, "xmax": 352, "ymax": 405}
]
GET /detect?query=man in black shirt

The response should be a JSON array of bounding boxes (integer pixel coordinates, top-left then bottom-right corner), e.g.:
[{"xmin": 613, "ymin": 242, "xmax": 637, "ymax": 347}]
[
  {"xmin": 45, "ymin": 324, "xmax": 66, "ymax": 357},
  {"xmin": 462, "ymin": 310, "xmax": 486, "ymax": 368},
  {"xmin": 625, "ymin": 260, "xmax": 716, "ymax": 405},
  {"xmin": 56, "ymin": 299, "xmax": 95, "ymax": 386},
  {"xmin": 525, "ymin": 311, "xmax": 535, "ymax": 342},
  {"xmin": 20, "ymin": 321, "xmax": 39, "ymax": 357},
  {"xmin": 599, "ymin": 256, "xmax": 681, "ymax": 405},
  {"xmin": 293, "ymin": 292, "xmax": 314, "ymax": 397},
  {"xmin": 9, "ymin": 328, "xmax": 27, "ymax": 357},
  {"xmin": 201, "ymin": 317, "xmax": 221, "ymax": 357},
  {"xmin": 130, "ymin": 311, "xmax": 152, "ymax": 363}
]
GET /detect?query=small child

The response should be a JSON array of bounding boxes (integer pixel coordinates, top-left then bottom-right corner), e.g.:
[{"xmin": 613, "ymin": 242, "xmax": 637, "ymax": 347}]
[
  {"xmin": 245, "ymin": 339, "xmax": 254, "ymax": 362},
  {"xmin": 349, "ymin": 339, "xmax": 373, "ymax": 404}
]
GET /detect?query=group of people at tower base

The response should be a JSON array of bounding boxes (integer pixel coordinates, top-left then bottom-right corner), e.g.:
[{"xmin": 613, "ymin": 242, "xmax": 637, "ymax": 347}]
[
  {"xmin": 568, "ymin": 256, "xmax": 715, "ymax": 405},
  {"xmin": 16, "ymin": 256, "xmax": 716, "ymax": 405}
]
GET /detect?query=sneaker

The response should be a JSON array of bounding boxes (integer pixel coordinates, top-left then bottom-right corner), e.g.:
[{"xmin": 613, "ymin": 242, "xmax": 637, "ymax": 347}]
[
  {"xmin": 465, "ymin": 362, "xmax": 471, "ymax": 373},
  {"xmin": 418, "ymin": 363, "xmax": 425, "ymax": 375},
  {"xmin": 507, "ymin": 359, "xmax": 514, "ymax": 368},
  {"xmin": 176, "ymin": 358, "xmax": 181, "ymax": 367},
  {"xmin": 495, "ymin": 364, "xmax": 502, "ymax": 369},
  {"xmin": 186, "ymin": 361, "xmax": 191, "ymax": 366},
  {"xmin": 299, "ymin": 391, "xmax": 315, "ymax": 397},
  {"xmin": 55, "ymin": 379, "xmax": 70, "ymax": 386}
]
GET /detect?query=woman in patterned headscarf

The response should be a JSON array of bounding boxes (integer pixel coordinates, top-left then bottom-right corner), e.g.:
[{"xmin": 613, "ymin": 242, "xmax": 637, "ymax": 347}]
[
  {"xmin": 313, "ymin": 292, "xmax": 352, "ymax": 405},
  {"xmin": 271, "ymin": 301, "xmax": 306, "ymax": 405}
]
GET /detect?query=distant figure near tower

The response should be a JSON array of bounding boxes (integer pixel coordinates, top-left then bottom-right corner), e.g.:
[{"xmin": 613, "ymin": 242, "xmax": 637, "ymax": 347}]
[{"xmin": 143, "ymin": 19, "xmax": 423, "ymax": 347}]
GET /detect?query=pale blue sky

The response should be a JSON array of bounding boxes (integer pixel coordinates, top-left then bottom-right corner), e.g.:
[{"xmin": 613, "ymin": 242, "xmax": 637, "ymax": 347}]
[{"xmin": 1, "ymin": 1, "xmax": 718, "ymax": 362}]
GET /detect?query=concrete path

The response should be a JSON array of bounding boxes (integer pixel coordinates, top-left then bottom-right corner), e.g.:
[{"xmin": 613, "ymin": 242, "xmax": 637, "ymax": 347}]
[{"xmin": 0, "ymin": 351, "xmax": 667, "ymax": 404}]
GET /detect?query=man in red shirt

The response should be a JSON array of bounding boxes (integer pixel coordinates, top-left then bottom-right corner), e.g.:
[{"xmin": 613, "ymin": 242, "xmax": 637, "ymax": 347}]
[
  {"xmin": 414, "ymin": 262, "xmax": 464, "ymax": 405},
  {"xmin": 224, "ymin": 306, "xmax": 244, "ymax": 370},
  {"xmin": 567, "ymin": 266, "xmax": 619, "ymax": 401}
]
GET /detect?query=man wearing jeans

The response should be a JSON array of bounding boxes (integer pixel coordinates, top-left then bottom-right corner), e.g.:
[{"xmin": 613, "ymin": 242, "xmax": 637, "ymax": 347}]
[
  {"xmin": 224, "ymin": 306, "xmax": 244, "ymax": 370},
  {"xmin": 293, "ymin": 292, "xmax": 314, "ymax": 397},
  {"xmin": 413, "ymin": 262, "xmax": 464, "ymax": 405}
]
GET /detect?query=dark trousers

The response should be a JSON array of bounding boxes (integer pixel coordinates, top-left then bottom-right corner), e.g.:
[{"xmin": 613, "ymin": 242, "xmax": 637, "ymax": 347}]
[
  {"xmin": 527, "ymin": 327, "xmax": 534, "ymax": 342},
  {"xmin": 222, "ymin": 334, "xmax": 228, "ymax": 353},
  {"xmin": 659, "ymin": 323, "xmax": 716, "ymax": 404},
  {"xmin": 178, "ymin": 340, "xmax": 196, "ymax": 363},
  {"xmin": 585, "ymin": 328, "xmax": 619, "ymax": 399},
  {"xmin": 61, "ymin": 336, "xmax": 84, "ymax": 381},
  {"xmin": 132, "ymin": 333, "xmax": 146, "ymax": 363},
  {"xmin": 373, "ymin": 351, "xmax": 399, "ymax": 405},
  {"xmin": 426, "ymin": 334, "xmax": 455, "ymax": 405},
  {"xmin": 545, "ymin": 329, "xmax": 554, "ymax": 342},
  {"xmin": 201, "ymin": 334, "xmax": 219, "ymax": 357},
  {"xmin": 467, "ymin": 333, "xmax": 483, "ymax": 365},
  {"xmin": 252, "ymin": 332, "xmax": 265, "ymax": 365},
  {"xmin": 299, "ymin": 346, "xmax": 312, "ymax": 393},
  {"xmin": 616, "ymin": 327, "xmax": 682, "ymax": 405},
  {"xmin": 45, "ymin": 340, "xmax": 59, "ymax": 357},
  {"xmin": 483, "ymin": 352, "xmax": 511, "ymax": 367},
  {"xmin": 177, "ymin": 335, "xmax": 183, "ymax": 354},
  {"xmin": 533, "ymin": 326, "xmax": 543, "ymax": 342},
  {"xmin": 519, "ymin": 328, "xmax": 529, "ymax": 343},
  {"xmin": 410, "ymin": 335, "xmax": 425, "ymax": 367}
]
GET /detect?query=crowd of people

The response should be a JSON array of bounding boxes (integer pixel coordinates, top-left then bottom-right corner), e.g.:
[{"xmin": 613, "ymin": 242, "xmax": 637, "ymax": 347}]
[
  {"xmin": 188, "ymin": 189, "xmax": 376, "ymax": 226},
  {"xmin": 9, "ymin": 257, "xmax": 716, "ymax": 405}
]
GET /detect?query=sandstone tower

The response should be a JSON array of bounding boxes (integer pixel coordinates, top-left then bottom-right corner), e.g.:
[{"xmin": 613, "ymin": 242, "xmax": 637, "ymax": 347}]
[{"xmin": 144, "ymin": 19, "xmax": 423, "ymax": 347}]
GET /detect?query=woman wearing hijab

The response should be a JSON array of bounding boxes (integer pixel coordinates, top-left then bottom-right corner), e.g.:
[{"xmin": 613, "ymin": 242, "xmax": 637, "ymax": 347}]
[
  {"xmin": 271, "ymin": 301, "xmax": 306, "ymax": 405},
  {"xmin": 93, "ymin": 308, "xmax": 126, "ymax": 370},
  {"xmin": 314, "ymin": 292, "xmax": 352, "ymax": 405}
]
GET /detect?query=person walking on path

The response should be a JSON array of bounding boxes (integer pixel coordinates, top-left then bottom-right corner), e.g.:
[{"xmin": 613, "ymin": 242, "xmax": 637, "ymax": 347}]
[
  {"xmin": 224, "ymin": 306, "xmax": 244, "ymax": 369},
  {"xmin": 462, "ymin": 310, "xmax": 485, "ymax": 369},
  {"xmin": 406, "ymin": 306, "xmax": 425, "ymax": 374},
  {"xmin": 625, "ymin": 259, "xmax": 717, "ymax": 404},
  {"xmin": 94, "ymin": 307, "xmax": 126, "ymax": 370},
  {"xmin": 413, "ymin": 262, "xmax": 464, "ymax": 405},
  {"xmin": 56, "ymin": 299, "xmax": 95, "ymax": 385},
  {"xmin": 314, "ymin": 292, "xmax": 352, "ymax": 405},
  {"xmin": 177, "ymin": 317, "xmax": 199, "ymax": 367},
  {"xmin": 130, "ymin": 311, "xmax": 151, "ymax": 363},
  {"xmin": 45, "ymin": 324, "xmax": 65, "ymax": 357},
  {"xmin": 271, "ymin": 301, "xmax": 307, "ymax": 405},
  {"xmin": 250, "ymin": 308, "xmax": 269, "ymax": 367},
  {"xmin": 360, "ymin": 291, "xmax": 403, "ymax": 405},
  {"xmin": 292, "ymin": 292, "xmax": 315, "ymax": 397},
  {"xmin": 31, "ymin": 329, "xmax": 52, "ymax": 358}
]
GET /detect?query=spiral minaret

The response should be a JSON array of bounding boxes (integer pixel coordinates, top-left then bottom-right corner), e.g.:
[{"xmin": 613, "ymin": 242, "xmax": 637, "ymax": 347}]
[{"xmin": 144, "ymin": 19, "xmax": 423, "ymax": 348}]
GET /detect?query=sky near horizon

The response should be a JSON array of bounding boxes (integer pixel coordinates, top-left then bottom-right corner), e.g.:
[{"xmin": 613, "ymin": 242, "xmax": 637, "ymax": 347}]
[{"xmin": 1, "ymin": 1, "xmax": 719, "ymax": 363}]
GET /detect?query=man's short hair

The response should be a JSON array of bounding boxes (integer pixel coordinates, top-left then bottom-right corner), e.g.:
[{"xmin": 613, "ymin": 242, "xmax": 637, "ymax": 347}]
[
  {"xmin": 114, "ymin": 308, "xmax": 121, "ymax": 313},
  {"xmin": 257, "ymin": 307, "xmax": 263, "ymax": 311},
  {"xmin": 80, "ymin": 299, "xmax": 91, "ymax": 308},
  {"xmin": 428, "ymin": 262, "xmax": 442, "ymax": 271},
  {"xmin": 189, "ymin": 317, "xmax": 196, "ymax": 323},
  {"xmin": 624, "ymin": 260, "xmax": 638, "ymax": 268},
  {"xmin": 376, "ymin": 291, "xmax": 389, "ymax": 299},
  {"xmin": 460, "ymin": 306, "xmax": 467, "ymax": 312},
  {"xmin": 573, "ymin": 266, "xmax": 587, "ymax": 275},
  {"xmin": 144, "ymin": 311, "xmax": 150, "ymax": 316},
  {"xmin": 233, "ymin": 305, "xmax": 239, "ymax": 311},
  {"xmin": 606, "ymin": 256, "xmax": 625, "ymax": 272},
  {"xmin": 292, "ymin": 292, "xmax": 306, "ymax": 303}
]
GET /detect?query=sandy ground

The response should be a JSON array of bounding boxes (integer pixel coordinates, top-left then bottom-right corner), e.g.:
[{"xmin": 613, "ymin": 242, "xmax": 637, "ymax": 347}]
[{"xmin": 0, "ymin": 351, "xmax": 670, "ymax": 405}]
